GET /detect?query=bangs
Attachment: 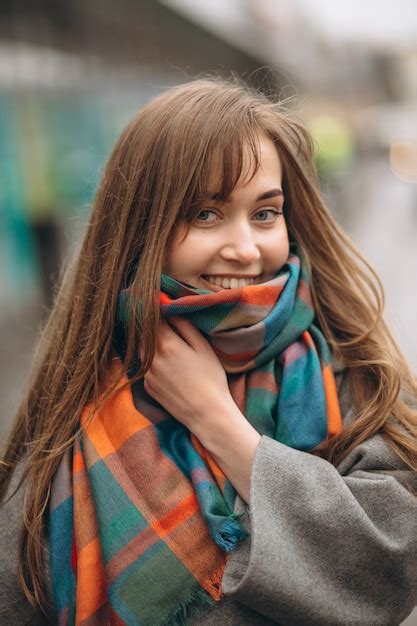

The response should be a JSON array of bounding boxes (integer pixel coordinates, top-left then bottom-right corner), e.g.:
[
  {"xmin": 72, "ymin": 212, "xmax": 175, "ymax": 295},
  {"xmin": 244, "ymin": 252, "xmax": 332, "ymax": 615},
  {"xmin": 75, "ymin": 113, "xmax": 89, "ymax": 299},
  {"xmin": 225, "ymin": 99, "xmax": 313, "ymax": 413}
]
[{"xmin": 180, "ymin": 121, "xmax": 262, "ymax": 224}]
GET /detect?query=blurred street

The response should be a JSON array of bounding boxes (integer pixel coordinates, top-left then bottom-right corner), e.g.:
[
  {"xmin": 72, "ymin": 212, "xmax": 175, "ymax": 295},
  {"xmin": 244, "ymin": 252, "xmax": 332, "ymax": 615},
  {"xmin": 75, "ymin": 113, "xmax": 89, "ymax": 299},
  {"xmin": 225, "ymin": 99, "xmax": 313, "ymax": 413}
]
[{"xmin": 337, "ymin": 154, "xmax": 417, "ymax": 372}]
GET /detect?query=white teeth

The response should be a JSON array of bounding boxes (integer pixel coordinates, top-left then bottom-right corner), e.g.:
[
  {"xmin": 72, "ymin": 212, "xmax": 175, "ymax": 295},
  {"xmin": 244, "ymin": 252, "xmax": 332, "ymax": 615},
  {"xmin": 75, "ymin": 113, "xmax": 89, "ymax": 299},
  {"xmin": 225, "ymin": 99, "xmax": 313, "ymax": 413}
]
[{"xmin": 203, "ymin": 275, "xmax": 257, "ymax": 288}]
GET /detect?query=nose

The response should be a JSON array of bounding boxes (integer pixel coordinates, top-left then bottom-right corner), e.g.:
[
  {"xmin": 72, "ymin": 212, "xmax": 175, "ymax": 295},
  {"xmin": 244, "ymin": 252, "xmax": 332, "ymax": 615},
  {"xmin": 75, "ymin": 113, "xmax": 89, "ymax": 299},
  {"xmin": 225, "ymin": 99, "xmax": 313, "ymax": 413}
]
[{"xmin": 219, "ymin": 223, "xmax": 261, "ymax": 264}]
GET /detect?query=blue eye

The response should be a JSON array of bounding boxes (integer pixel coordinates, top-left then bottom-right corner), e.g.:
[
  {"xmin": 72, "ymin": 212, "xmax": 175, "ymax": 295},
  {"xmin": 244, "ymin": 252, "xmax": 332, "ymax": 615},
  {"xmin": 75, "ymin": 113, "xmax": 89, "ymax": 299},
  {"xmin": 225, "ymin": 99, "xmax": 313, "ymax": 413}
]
[
  {"xmin": 195, "ymin": 210, "xmax": 217, "ymax": 223},
  {"xmin": 255, "ymin": 209, "xmax": 282, "ymax": 221}
]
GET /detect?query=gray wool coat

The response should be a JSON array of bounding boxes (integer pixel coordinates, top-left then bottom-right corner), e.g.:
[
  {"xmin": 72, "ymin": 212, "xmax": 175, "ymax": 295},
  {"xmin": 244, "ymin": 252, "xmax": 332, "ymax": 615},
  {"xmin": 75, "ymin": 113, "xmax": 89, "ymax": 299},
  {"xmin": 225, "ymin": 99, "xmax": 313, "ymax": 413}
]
[{"xmin": 1, "ymin": 369, "xmax": 417, "ymax": 625}]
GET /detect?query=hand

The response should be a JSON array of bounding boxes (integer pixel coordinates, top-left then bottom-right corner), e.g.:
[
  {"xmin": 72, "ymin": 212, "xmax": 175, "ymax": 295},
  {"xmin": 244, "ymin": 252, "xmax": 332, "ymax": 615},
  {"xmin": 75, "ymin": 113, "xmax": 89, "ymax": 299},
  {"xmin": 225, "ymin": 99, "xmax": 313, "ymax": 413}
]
[
  {"xmin": 141, "ymin": 316, "xmax": 262, "ymax": 503},
  {"xmin": 141, "ymin": 316, "xmax": 234, "ymax": 435}
]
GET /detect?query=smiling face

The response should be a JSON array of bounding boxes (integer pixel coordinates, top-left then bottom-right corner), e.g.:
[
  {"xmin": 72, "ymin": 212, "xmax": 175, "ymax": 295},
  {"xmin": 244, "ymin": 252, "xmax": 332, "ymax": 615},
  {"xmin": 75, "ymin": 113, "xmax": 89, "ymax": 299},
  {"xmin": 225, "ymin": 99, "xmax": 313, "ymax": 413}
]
[{"xmin": 162, "ymin": 133, "xmax": 290, "ymax": 291}]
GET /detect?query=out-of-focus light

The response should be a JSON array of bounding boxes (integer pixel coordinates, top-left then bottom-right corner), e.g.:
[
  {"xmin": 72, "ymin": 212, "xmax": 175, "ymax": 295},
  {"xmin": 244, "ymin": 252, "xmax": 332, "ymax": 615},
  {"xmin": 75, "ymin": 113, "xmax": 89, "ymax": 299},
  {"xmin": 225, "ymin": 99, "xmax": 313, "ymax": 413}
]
[
  {"xmin": 390, "ymin": 141, "xmax": 417, "ymax": 183},
  {"xmin": 295, "ymin": 0, "xmax": 417, "ymax": 50},
  {"xmin": 248, "ymin": 0, "xmax": 296, "ymax": 31},
  {"xmin": 308, "ymin": 114, "xmax": 354, "ymax": 177},
  {"xmin": 0, "ymin": 43, "xmax": 87, "ymax": 88}
]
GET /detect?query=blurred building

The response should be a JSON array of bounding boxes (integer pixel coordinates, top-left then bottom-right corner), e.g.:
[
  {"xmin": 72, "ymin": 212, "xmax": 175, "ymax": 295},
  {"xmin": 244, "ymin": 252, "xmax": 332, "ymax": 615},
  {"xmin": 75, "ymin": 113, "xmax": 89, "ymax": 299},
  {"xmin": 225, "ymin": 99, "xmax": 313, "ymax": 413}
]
[{"xmin": 0, "ymin": 0, "xmax": 279, "ymax": 309}]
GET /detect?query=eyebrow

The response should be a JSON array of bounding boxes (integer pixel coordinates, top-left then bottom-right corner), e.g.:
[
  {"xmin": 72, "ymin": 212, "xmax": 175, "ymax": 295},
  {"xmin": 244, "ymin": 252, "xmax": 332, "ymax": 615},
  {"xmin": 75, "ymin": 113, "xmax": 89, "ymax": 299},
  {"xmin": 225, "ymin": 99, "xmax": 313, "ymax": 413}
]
[{"xmin": 209, "ymin": 188, "xmax": 284, "ymax": 202}]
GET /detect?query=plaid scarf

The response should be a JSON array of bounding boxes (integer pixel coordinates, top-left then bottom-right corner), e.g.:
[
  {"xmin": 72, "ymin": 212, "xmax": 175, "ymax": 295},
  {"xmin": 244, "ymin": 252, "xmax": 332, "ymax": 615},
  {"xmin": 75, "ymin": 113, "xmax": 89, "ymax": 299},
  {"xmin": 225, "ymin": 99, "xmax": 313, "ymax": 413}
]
[{"xmin": 48, "ymin": 250, "xmax": 342, "ymax": 625}]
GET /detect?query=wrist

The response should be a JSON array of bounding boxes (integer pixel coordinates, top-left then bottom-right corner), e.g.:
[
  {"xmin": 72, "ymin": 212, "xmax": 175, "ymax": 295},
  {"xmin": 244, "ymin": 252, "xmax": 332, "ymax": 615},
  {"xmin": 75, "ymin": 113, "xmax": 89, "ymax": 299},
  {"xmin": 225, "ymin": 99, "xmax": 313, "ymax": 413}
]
[
  {"xmin": 195, "ymin": 401, "xmax": 261, "ymax": 503},
  {"xmin": 195, "ymin": 401, "xmax": 254, "ymax": 455}
]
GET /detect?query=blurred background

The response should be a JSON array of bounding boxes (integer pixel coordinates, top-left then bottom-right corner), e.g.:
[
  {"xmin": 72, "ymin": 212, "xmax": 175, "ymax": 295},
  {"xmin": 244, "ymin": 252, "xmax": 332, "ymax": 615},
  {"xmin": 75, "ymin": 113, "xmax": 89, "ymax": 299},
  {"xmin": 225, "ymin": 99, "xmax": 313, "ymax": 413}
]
[{"xmin": 0, "ymin": 1, "xmax": 416, "ymax": 620}]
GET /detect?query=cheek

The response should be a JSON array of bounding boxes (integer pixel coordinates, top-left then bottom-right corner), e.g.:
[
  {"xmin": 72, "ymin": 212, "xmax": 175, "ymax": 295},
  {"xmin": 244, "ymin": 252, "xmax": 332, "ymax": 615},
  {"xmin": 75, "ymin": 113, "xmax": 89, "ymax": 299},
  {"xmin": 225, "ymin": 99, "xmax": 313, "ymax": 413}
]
[
  {"xmin": 164, "ymin": 233, "xmax": 210, "ymax": 274},
  {"xmin": 282, "ymin": 235, "xmax": 290, "ymax": 258},
  {"xmin": 164, "ymin": 249, "xmax": 188, "ymax": 275},
  {"xmin": 269, "ymin": 229, "xmax": 290, "ymax": 264},
  {"xmin": 163, "ymin": 230, "xmax": 190, "ymax": 273}
]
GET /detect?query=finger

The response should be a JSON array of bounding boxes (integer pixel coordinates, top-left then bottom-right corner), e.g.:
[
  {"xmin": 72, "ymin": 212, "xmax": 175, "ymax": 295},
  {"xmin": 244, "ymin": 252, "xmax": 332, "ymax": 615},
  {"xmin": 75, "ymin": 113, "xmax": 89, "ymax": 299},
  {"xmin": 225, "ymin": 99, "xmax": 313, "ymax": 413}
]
[
  {"xmin": 168, "ymin": 316, "xmax": 207, "ymax": 351},
  {"xmin": 156, "ymin": 319, "xmax": 188, "ymax": 352},
  {"xmin": 157, "ymin": 319, "xmax": 176, "ymax": 341}
]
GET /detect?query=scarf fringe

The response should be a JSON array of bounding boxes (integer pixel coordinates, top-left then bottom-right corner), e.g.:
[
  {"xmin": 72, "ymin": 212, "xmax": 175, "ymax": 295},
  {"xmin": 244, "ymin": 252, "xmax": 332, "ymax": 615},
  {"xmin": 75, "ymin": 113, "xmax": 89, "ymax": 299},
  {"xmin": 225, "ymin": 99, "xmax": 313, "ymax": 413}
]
[
  {"xmin": 160, "ymin": 587, "xmax": 216, "ymax": 626},
  {"xmin": 214, "ymin": 512, "xmax": 249, "ymax": 553}
]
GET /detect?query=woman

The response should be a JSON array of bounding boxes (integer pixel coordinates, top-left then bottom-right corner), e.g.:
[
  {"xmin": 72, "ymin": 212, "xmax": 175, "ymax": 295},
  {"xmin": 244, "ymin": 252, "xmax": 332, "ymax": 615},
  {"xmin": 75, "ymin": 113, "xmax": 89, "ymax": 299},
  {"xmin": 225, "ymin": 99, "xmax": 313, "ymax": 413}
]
[{"xmin": 1, "ymin": 76, "xmax": 416, "ymax": 625}]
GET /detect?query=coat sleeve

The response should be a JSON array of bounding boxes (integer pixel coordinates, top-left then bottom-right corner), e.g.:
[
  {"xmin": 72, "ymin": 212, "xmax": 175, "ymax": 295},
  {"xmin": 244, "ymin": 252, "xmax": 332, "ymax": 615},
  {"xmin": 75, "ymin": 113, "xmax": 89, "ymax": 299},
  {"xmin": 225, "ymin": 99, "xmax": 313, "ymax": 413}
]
[{"xmin": 221, "ymin": 392, "xmax": 417, "ymax": 625}]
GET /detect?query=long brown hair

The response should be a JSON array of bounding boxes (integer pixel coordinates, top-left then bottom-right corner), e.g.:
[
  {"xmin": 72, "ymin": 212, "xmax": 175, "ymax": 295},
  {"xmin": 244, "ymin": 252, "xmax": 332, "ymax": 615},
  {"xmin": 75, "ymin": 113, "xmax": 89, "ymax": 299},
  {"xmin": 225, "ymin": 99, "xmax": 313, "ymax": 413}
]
[{"xmin": 1, "ymin": 75, "xmax": 416, "ymax": 617}]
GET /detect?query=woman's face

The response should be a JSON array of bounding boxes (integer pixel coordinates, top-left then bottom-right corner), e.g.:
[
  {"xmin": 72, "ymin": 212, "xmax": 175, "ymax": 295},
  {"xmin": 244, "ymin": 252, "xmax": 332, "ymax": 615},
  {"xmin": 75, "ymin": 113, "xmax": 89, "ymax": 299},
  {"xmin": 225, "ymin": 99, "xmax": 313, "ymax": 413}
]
[{"xmin": 162, "ymin": 134, "xmax": 290, "ymax": 291}]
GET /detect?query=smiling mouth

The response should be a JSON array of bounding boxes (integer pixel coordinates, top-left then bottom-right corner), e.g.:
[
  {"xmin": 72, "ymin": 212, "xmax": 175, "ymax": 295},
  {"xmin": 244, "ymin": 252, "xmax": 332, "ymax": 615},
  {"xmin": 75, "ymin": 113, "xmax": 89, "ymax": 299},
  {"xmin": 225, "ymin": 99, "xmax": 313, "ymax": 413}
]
[{"xmin": 200, "ymin": 275, "xmax": 261, "ymax": 289}]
